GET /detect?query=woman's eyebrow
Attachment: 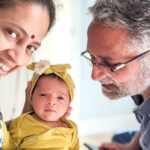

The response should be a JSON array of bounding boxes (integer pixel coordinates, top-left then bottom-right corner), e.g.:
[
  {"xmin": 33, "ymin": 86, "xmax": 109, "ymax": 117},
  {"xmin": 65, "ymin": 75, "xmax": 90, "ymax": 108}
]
[
  {"xmin": 32, "ymin": 41, "xmax": 41, "ymax": 47},
  {"xmin": 9, "ymin": 22, "xmax": 41, "ymax": 46}
]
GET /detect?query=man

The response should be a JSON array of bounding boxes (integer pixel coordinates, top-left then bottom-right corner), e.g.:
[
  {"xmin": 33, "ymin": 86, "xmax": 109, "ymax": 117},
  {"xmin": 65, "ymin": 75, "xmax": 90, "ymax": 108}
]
[{"xmin": 81, "ymin": 0, "xmax": 150, "ymax": 150}]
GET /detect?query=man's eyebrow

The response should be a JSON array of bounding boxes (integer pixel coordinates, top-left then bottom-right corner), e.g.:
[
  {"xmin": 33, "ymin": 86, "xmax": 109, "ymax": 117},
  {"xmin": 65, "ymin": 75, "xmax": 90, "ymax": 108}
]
[
  {"xmin": 88, "ymin": 50, "xmax": 114, "ymax": 61},
  {"xmin": 93, "ymin": 54, "xmax": 113, "ymax": 61}
]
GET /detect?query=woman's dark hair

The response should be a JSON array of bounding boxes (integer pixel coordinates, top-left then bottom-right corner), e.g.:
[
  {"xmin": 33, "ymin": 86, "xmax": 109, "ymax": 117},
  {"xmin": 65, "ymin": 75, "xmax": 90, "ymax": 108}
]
[{"xmin": 0, "ymin": 0, "xmax": 56, "ymax": 32}]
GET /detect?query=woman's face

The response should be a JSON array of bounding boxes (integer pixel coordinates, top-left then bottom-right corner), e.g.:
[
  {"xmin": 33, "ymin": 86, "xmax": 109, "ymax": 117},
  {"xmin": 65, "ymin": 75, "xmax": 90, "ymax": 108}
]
[{"xmin": 0, "ymin": 3, "xmax": 50, "ymax": 77}]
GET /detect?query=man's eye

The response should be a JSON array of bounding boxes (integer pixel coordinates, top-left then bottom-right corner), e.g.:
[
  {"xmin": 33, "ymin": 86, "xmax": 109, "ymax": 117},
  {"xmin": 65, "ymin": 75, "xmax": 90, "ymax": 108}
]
[{"xmin": 91, "ymin": 56, "xmax": 96, "ymax": 62}]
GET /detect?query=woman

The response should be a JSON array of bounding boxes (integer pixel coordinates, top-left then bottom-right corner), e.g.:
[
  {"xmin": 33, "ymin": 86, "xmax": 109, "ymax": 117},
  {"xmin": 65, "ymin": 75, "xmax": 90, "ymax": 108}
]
[{"xmin": 0, "ymin": 0, "xmax": 56, "ymax": 149}]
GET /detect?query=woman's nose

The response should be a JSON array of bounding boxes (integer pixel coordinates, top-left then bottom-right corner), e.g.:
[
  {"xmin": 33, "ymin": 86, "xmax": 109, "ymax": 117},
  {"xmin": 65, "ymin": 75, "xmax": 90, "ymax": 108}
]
[
  {"xmin": 91, "ymin": 65, "xmax": 108, "ymax": 81},
  {"xmin": 7, "ymin": 45, "xmax": 30, "ymax": 66}
]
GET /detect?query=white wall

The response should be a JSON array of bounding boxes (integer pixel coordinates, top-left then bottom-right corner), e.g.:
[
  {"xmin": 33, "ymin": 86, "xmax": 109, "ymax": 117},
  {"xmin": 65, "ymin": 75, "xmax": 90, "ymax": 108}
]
[{"xmin": 0, "ymin": 0, "xmax": 139, "ymax": 136}]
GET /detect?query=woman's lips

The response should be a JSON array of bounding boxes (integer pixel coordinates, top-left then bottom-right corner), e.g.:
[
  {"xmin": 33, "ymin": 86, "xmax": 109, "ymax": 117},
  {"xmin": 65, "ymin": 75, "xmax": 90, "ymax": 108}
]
[
  {"xmin": 0, "ymin": 67, "xmax": 7, "ymax": 75},
  {"xmin": 0, "ymin": 61, "xmax": 14, "ymax": 76},
  {"xmin": 0, "ymin": 63, "xmax": 10, "ymax": 71}
]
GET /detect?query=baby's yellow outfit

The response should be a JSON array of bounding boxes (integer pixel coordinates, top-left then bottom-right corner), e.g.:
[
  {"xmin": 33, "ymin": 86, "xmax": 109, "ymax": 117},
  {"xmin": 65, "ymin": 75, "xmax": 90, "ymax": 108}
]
[{"xmin": 8, "ymin": 112, "xmax": 79, "ymax": 150}]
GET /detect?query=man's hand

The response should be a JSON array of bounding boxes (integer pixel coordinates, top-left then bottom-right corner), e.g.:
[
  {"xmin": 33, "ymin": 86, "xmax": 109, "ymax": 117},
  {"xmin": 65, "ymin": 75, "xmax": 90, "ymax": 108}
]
[
  {"xmin": 100, "ymin": 142, "xmax": 132, "ymax": 150},
  {"xmin": 100, "ymin": 131, "xmax": 141, "ymax": 150}
]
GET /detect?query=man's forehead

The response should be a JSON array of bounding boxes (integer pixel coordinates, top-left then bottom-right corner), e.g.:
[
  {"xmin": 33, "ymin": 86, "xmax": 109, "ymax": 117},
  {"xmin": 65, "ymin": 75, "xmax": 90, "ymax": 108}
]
[
  {"xmin": 87, "ymin": 22, "xmax": 134, "ymax": 56},
  {"xmin": 88, "ymin": 22, "xmax": 128, "ymax": 37}
]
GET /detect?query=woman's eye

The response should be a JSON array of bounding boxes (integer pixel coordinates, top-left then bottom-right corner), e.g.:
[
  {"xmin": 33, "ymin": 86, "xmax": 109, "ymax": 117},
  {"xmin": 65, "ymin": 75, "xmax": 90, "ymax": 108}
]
[
  {"xmin": 27, "ymin": 45, "xmax": 37, "ymax": 53},
  {"xmin": 7, "ymin": 29, "xmax": 18, "ymax": 39}
]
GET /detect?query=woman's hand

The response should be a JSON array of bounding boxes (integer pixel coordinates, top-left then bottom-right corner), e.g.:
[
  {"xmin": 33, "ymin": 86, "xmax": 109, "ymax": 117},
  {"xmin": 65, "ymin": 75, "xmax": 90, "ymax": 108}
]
[
  {"xmin": 22, "ymin": 81, "xmax": 33, "ymax": 113},
  {"xmin": 63, "ymin": 106, "xmax": 72, "ymax": 118}
]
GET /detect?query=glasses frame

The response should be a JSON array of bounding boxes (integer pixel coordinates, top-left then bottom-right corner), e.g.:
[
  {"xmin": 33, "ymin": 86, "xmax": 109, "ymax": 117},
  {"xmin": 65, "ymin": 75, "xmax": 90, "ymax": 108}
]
[{"xmin": 81, "ymin": 50, "xmax": 150, "ymax": 72}]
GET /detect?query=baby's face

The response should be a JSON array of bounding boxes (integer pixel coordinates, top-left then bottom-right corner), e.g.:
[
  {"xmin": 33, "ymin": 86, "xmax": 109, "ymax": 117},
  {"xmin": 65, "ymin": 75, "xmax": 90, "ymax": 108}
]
[{"xmin": 31, "ymin": 76, "xmax": 70, "ymax": 122}]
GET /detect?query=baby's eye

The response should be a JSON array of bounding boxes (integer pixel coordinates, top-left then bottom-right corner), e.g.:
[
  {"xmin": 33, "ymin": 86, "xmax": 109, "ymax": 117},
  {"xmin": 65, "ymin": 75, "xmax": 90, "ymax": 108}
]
[
  {"xmin": 27, "ymin": 45, "xmax": 37, "ymax": 53},
  {"xmin": 7, "ymin": 29, "xmax": 19, "ymax": 39},
  {"xmin": 58, "ymin": 96, "xmax": 64, "ymax": 100},
  {"xmin": 40, "ymin": 93, "xmax": 47, "ymax": 97}
]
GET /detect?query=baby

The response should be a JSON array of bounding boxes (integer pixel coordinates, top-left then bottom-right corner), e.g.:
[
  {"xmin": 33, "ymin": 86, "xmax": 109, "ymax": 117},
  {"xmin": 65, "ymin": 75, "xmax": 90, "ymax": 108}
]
[{"xmin": 8, "ymin": 60, "xmax": 79, "ymax": 150}]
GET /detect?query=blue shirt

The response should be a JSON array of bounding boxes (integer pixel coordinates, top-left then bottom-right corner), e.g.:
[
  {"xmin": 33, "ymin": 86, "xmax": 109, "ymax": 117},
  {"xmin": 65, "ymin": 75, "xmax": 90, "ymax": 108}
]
[{"xmin": 132, "ymin": 95, "xmax": 150, "ymax": 150}]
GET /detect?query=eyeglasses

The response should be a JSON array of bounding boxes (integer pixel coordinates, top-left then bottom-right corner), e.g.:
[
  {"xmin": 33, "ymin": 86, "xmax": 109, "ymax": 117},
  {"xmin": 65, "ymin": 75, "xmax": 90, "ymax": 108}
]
[{"xmin": 81, "ymin": 50, "xmax": 150, "ymax": 72}]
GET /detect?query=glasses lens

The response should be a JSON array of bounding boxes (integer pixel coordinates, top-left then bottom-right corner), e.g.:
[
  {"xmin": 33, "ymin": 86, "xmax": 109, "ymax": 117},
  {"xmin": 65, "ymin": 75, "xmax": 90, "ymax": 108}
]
[
  {"xmin": 81, "ymin": 52, "xmax": 93, "ymax": 67},
  {"xmin": 81, "ymin": 51, "xmax": 115, "ymax": 72}
]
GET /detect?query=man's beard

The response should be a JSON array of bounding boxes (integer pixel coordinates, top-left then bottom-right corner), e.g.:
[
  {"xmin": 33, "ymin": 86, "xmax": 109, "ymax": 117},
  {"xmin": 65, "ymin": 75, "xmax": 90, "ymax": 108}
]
[{"xmin": 101, "ymin": 63, "xmax": 150, "ymax": 99}]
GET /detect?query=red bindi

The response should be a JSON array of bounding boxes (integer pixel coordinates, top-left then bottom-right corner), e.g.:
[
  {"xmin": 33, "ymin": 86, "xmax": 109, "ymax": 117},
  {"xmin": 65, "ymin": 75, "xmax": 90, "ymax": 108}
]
[{"xmin": 31, "ymin": 34, "xmax": 35, "ymax": 39}]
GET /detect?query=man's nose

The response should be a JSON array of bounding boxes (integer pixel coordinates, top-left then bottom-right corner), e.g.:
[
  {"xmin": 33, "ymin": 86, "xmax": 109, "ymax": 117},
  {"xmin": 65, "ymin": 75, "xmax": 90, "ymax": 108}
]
[{"xmin": 91, "ymin": 65, "xmax": 108, "ymax": 81}]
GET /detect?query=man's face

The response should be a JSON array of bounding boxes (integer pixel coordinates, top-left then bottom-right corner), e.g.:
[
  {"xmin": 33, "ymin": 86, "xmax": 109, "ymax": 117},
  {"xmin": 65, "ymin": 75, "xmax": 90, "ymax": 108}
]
[{"xmin": 86, "ymin": 22, "xmax": 150, "ymax": 99}]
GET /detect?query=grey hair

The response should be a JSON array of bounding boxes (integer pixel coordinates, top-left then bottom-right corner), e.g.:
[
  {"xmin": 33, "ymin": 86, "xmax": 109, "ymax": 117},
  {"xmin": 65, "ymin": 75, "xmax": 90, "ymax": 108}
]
[{"xmin": 89, "ymin": 0, "xmax": 150, "ymax": 52}]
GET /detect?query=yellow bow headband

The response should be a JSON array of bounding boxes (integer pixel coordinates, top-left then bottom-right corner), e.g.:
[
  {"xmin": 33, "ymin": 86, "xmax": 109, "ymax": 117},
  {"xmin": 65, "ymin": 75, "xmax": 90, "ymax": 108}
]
[{"xmin": 27, "ymin": 60, "xmax": 74, "ymax": 101}]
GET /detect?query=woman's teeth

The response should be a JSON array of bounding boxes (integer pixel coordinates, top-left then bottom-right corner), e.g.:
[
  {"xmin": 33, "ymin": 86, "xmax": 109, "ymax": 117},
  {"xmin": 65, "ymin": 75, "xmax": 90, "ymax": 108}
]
[{"xmin": 0, "ymin": 63, "xmax": 10, "ymax": 72}]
